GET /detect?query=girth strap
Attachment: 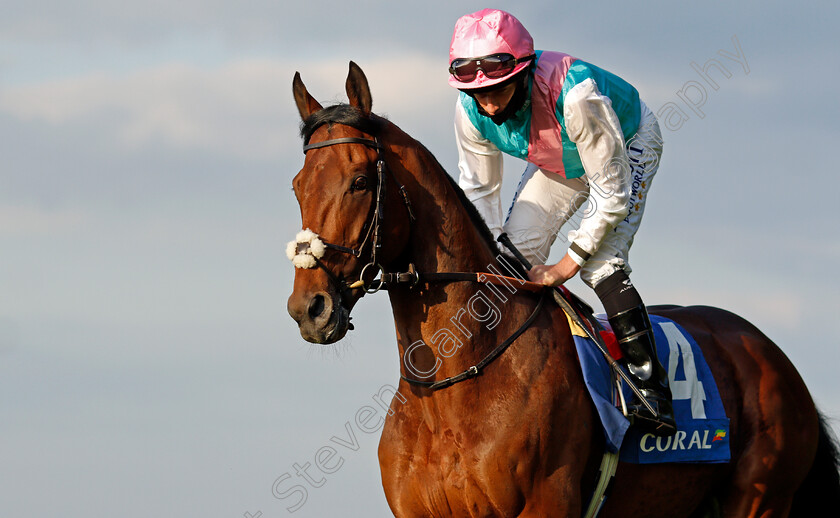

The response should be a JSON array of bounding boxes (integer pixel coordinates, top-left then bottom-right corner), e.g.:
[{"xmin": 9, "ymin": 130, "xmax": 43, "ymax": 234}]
[{"xmin": 583, "ymin": 451, "xmax": 619, "ymax": 518}]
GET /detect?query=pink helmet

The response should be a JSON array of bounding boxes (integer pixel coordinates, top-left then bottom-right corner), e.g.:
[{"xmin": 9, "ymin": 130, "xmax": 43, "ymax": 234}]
[{"xmin": 448, "ymin": 9, "xmax": 535, "ymax": 90}]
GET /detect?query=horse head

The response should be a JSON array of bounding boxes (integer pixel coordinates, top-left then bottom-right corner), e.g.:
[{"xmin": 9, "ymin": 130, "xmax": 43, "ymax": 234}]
[{"xmin": 287, "ymin": 62, "xmax": 412, "ymax": 344}]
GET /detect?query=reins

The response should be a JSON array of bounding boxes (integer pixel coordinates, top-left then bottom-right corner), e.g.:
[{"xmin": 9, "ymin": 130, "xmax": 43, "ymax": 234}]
[
  {"xmin": 294, "ymin": 124, "xmax": 549, "ymax": 391},
  {"xmin": 400, "ymin": 290, "xmax": 548, "ymax": 390}
]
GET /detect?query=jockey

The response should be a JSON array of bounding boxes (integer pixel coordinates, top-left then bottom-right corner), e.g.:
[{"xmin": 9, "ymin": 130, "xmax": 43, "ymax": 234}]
[{"xmin": 448, "ymin": 8, "xmax": 676, "ymax": 436}]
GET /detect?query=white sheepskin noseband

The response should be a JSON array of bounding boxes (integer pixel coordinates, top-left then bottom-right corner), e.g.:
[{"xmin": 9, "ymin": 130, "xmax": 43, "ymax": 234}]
[{"xmin": 286, "ymin": 229, "xmax": 326, "ymax": 269}]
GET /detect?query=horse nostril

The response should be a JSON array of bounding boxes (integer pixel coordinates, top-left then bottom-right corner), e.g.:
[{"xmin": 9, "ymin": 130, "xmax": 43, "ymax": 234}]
[{"xmin": 308, "ymin": 294, "xmax": 326, "ymax": 319}]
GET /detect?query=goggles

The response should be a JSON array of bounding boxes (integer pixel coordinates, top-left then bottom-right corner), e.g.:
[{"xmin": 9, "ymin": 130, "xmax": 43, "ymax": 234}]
[{"xmin": 448, "ymin": 53, "xmax": 535, "ymax": 83}]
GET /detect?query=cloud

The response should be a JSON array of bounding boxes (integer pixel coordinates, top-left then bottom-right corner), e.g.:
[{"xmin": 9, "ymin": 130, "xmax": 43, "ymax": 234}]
[
  {"xmin": 0, "ymin": 204, "xmax": 88, "ymax": 235},
  {"xmin": 0, "ymin": 0, "xmax": 461, "ymax": 52},
  {"xmin": 1, "ymin": 60, "xmax": 292, "ymax": 160},
  {"xmin": 291, "ymin": 55, "xmax": 453, "ymax": 125},
  {"xmin": 0, "ymin": 55, "xmax": 452, "ymax": 163}
]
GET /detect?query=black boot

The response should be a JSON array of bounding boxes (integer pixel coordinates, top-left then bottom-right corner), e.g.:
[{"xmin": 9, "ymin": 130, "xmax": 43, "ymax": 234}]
[{"xmin": 608, "ymin": 304, "xmax": 677, "ymax": 437}]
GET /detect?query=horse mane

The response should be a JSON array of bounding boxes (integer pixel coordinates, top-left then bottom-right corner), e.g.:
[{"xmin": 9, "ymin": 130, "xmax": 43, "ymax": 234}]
[
  {"xmin": 300, "ymin": 104, "xmax": 381, "ymax": 145},
  {"xmin": 416, "ymin": 142, "xmax": 505, "ymax": 258},
  {"xmin": 300, "ymin": 104, "xmax": 524, "ymax": 271}
]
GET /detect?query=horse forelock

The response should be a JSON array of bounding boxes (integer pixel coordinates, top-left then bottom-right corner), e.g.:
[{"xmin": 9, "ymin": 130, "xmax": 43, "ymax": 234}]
[{"xmin": 300, "ymin": 104, "xmax": 382, "ymax": 145}]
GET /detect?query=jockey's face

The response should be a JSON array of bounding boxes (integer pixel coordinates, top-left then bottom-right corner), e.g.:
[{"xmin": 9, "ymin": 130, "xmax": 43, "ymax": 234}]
[{"xmin": 472, "ymin": 81, "xmax": 517, "ymax": 116}]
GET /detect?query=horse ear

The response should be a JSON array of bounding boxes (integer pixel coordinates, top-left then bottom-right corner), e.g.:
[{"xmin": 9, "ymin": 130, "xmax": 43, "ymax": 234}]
[
  {"xmin": 345, "ymin": 61, "xmax": 372, "ymax": 117},
  {"xmin": 293, "ymin": 71, "xmax": 323, "ymax": 120}
]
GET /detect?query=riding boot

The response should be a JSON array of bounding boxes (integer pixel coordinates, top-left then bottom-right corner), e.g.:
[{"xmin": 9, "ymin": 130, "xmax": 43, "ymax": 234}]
[{"xmin": 608, "ymin": 304, "xmax": 677, "ymax": 437}]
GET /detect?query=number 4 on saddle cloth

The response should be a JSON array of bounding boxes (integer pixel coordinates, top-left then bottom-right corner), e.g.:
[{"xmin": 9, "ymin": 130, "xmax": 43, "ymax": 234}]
[{"xmin": 563, "ymin": 294, "xmax": 731, "ymax": 464}]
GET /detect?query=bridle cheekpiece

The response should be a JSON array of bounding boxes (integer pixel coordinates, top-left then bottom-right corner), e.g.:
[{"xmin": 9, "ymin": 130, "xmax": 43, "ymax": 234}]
[{"xmin": 288, "ymin": 133, "xmax": 414, "ymax": 294}]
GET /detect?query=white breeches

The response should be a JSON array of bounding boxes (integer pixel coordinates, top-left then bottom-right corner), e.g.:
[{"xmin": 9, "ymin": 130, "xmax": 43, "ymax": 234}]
[{"xmin": 504, "ymin": 102, "xmax": 663, "ymax": 288}]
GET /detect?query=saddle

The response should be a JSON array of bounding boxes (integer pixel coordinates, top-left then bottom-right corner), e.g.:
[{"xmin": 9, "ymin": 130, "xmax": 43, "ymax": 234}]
[{"xmin": 552, "ymin": 285, "xmax": 623, "ymax": 361}]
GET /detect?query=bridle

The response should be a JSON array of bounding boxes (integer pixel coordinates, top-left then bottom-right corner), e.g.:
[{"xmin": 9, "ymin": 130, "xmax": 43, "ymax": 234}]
[
  {"xmin": 299, "ymin": 134, "xmax": 415, "ymax": 294},
  {"xmin": 292, "ymin": 122, "xmax": 548, "ymax": 392}
]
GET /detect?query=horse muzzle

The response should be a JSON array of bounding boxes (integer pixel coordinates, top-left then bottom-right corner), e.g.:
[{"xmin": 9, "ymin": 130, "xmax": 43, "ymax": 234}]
[{"xmin": 287, "ymin": 290, "xmax": 351, "ymax": 344}]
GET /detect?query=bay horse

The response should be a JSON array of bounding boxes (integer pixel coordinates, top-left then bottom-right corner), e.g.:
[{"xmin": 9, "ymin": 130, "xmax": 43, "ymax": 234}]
[{"xmin": 286, "ymin": 62, "xmax": 840, "ymax": 517}]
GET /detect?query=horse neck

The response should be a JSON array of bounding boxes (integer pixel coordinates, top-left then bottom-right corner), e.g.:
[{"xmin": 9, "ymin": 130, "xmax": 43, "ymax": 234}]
[
  {"xmin": 389, "ymin": 138, "xmax": 498, "ymax": 274},
  {"xmin": 384, "ymin": 133, "xmax": 541, "ymax": 386}
]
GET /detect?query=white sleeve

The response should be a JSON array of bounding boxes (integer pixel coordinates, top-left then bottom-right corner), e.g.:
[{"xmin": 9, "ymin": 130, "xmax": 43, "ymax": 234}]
[
  {"xmin": 562, "ymin": 78, "xmax": 631, "ymax": 265},
  {"xmin": 455, "ymin": 97, "xmax": 505, "ymax": 239}
]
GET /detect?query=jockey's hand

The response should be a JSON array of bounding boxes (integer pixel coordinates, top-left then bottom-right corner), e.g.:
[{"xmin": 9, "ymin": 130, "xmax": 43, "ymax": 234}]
[{"xmin": 528, "ymin": 254, "xmax": 581, "ymax": 287}]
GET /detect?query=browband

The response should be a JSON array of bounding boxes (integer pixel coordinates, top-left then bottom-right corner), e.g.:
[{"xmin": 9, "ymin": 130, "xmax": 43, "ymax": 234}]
[{"xmin": 303, "ymin": 137, "xmax": 381, "ymax": 153}]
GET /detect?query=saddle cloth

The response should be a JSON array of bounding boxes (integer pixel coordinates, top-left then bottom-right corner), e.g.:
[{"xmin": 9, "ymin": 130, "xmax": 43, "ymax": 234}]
[{"xmin": 567, "ymin": 312, "xmax": 731, "ymax": 464}]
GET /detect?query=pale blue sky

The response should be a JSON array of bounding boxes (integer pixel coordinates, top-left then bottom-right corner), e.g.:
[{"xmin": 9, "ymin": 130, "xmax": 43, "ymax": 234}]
[{"xmin": 1, "ymin": 1, "xmax": 838, "ymax": 517}]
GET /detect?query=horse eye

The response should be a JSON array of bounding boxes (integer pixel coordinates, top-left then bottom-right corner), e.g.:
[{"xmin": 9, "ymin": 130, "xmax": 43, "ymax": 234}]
[{"xmin": 352, "ymin": 175, "xmax": 368, "ymax": 191}]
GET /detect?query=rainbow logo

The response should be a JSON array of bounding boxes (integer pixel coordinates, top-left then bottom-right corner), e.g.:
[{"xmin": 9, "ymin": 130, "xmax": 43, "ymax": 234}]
[{"xmin": 713, "ymin": 429, "xmax": 727, "ymax": 442}]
